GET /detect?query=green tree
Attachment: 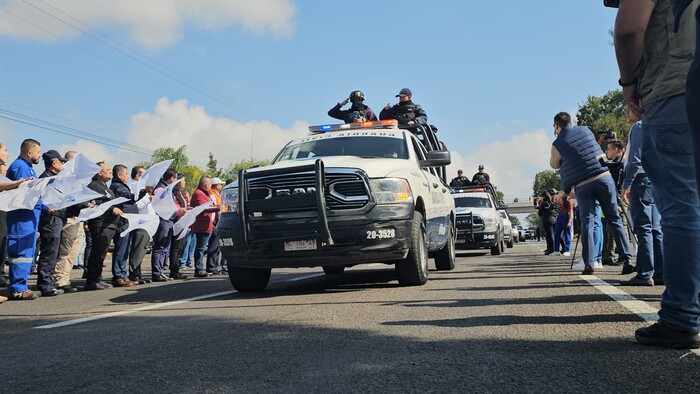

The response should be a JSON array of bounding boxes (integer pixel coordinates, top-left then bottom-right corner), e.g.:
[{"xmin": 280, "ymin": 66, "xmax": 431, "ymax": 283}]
[
  {"xmin": 221, "ymin": 158, "xmax": 270, "ymax": 182},
  {"xmin": 532, "ymin": 170, "xmax": 561, "ymax": 199},
  {"xmin": 493, "ymin": 186, "xmax": 505, "ymax": 203},
  {"xmin": 206, "ymin": 152, "xmax": 222, "ymax": 178},
  {"xmin": 526, "ymin": 212, "xmax": 541, "ymax": 230},
  {"xmin": 139, "ymin": 145, "xmax": 201, "ymax": 194},
  {"xmin": 510, "ymin": 216, "xmax": 520, "ymax": 226},
  {"xmin": 575, "ymin": 89, "xmax": 632, "ymax": 145}
]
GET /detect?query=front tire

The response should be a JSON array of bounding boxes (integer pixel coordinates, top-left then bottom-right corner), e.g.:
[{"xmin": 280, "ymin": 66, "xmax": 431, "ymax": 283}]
[
  {"xmin": 490, "ymin": 240, "xmax": 502, "ymax": 255},
  {"xmin": 396, "ymin": 212, "xmax": 429, "ymax": 286},
  {"xmin": 229, "ymin": 266, "xmax": 271, "ymax": 292},
  {"xmin": 434, "ymin": 226, "xmax": 456, "ymax": 271},
  {"xmin": 507, "ymin": 238, "xmax": 514, "ymax": 248}
]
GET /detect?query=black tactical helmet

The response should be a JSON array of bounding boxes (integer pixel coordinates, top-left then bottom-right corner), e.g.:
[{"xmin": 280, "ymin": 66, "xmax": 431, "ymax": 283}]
[{"xmin": 349, "ymin": 90, "xmax": 365, "ymax": 103}]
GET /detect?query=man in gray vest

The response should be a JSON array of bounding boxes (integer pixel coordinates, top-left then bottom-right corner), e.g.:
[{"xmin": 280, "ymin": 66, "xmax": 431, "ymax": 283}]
[
  {"xmin": 549, "ymin": 112, "xmax": 633, "ymax": 276},
  {"xmin": 614, "ymin": 0, "xmax": 700, "ymax": 349}
]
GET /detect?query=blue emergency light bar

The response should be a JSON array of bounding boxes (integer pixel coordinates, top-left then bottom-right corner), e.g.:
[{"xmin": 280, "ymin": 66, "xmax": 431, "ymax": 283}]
[{"xmin": 309, "ymin": 119, "xmax": 398, "ymax": 133}]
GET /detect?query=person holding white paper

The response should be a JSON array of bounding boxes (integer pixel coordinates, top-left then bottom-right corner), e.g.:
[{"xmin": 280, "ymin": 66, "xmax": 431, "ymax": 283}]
[
  {"xmin": 84, "ymin": 162, "xmax": 123, "ymax": 291},
  {"xmin": 150, "ymin": 169, "xmax": 186, "ymax": 282}
]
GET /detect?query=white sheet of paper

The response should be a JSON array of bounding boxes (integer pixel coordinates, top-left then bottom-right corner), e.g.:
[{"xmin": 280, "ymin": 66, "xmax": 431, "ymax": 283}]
[
  {"xmin": 120, "ymin": 213, "xmax": 160, "ymax": 238},
  {"xmin": 173, "ymin": 201, "xmax": 213, "ymax": 240},
  {"xmin": 151, "ymin": 178, "xmax": 181, "ymax": 220},
  {"xmin": 138, "ymin": 159, "xmax": 174, "ymax": 191},
  {"xmin": 58, "ymin": 153, "xmax": 102, "ymax": 179},
  {"xmin": 76, "ymin": 197, "xmax": 128, "ymax": 222},
  {"xmin": 0, "ymin": 178, "xmax": 50, "ymax": 212}
]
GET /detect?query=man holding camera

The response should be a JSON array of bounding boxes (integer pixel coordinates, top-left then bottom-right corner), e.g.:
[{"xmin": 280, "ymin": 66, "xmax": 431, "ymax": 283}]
[
  {"xmin": 328, "ymin": 90, "xmax": 378, "ymax": 124},
  {"xmin": 613, "ymin": 0, "xmax": 700, "ymax": 349},
  {"xmin": 550, "ymin": 112, "xmax": 632, "ymax": 276}
]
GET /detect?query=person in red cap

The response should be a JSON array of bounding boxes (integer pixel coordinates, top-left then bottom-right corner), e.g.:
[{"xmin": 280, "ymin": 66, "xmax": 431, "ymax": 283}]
[{"xmin": 379, "ymin": 88, "xmax": 428, "ymax": 126}]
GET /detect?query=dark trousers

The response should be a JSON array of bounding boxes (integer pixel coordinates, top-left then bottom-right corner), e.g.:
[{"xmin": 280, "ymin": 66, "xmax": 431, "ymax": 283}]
[
  {"xmin": 111, "ymin": 229, "xmax": 130, "ymax": 280},
  {"xmin": 128, "ymin": 229, "xmax": 149, "ymax": 280},
  {"xmin": 151, "ymin": 219, "xmax": 173, "ymax": 278},
  {"xmin": 87, "ymin": 225, "xmax": 115, "ymax": 284},
  {"xmin": 0, "ymin": 211, "xmax": 7, "ymax": 274},
  {"xmin": 169, "ymin": 235, "xmax": 184, "ymax": 274},
  {"xmin": 207, "ymin": 232, "xmax": 221, "ymax": 272},
  {"xmin": 542, "ymin": 216, "xmax": 556, "ymax": 253},
  {"xmin": 194, "ymin": 233, "xmax": 213, "ymax": 273},
  {"xmin": 37, "ymin": 219, "xmax": 62, "ymax": 292},
  {"xmin": 688, "ymin": 9, "xmax": 700, "ymax": 196}
]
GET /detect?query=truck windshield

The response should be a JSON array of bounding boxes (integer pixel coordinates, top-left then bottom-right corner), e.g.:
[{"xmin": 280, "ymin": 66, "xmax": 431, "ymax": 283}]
[
  {"xmin": 454, "ymin": 196, "xmax": 492, "ymax": 208},
  {"xmin": 274, "ymin": 136, "xmax": 408, "ymax": 163}
]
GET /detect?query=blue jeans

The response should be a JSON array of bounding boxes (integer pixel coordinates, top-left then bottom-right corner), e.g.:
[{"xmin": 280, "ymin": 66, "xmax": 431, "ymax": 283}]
[
  {"xmin": 688, "ymin": 8, "xmax": 700, "ymax": 195},
  {"xmin": 575, "ymin": 175, "xmax": 632, "ymax": 268},
  {"xmin": 628, "ymin": 174, "xmax": 663, "ymax": 280},
  {"xmin": 194, "ymin": 233, "xmax": 212, "ymax": 273},
  {"xmin": 594, "ymin": 204, "xmax": 603, "ymax": 262},
  {"xmin": 179, "ymin": 231, "xmax": 196, "ymax": 266},
  {"xmin": 642, "ymin": 121, "xmax": 700, "ymax": 332},
  {"xmin": 111, "ymin": 230, "xmax": 131, "ymax": 280},
  {"xmin": 554, "ymin": 213, "xmax": 571, "ymax": 252}
]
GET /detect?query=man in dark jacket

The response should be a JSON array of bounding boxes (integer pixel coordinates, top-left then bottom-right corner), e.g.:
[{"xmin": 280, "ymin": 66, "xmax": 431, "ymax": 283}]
[
  {"xmin": 379, "ymin": 88, "xmax": 428, "ymax": 126},
  {"xmin": 328, "ymin": 90, "xmax": 378, "ymax": 123},
  {"xmin": 109, "ymin": 164, "xmax": 139, "ymax": 287},
  {"xmin": 36, "ymin": 150, "xmax": 67, "ymax": 296},
  {"xmin": 151, "ymin": 169, "xmax": 187, "ymax": 282},
  {"xmin": 471, "ymin": 165, "xmax": 491, "ymax": 185},
  {"xmin": 85, "ymin": 162, "xmax": 122, "ymax": 291}
]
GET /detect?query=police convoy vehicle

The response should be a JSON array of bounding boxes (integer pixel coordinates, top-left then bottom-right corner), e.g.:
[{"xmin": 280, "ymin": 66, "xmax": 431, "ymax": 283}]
[
  {"xmin": 452, "ymin": 184, "xmax": 507, "ymax": 255},
  {"xmin": 216, "ymin": 120, "xmax": 456, "ymax": 292}
]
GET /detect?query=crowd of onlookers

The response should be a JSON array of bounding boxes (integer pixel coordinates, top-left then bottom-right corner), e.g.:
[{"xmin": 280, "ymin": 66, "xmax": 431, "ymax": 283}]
[{"xmin": 1, "ymin": 139, "xmax": 229, "ymax": 303}]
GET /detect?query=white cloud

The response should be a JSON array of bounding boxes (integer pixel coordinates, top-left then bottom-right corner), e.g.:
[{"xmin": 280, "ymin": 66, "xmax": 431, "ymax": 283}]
[
  {"xmin": 447, "ymin": 129, "xmax": 554, "ymax": 202},
  {"xmin": 55, "ymin": 139, "xmax": 134, "ymax": 169},
  {"xmin": 127, "ymin": 97, "xmax": 308, "ymax": 169},
  {"xmin": 0, "ymin": 0, "xmax": 296, "ymax": 49}
]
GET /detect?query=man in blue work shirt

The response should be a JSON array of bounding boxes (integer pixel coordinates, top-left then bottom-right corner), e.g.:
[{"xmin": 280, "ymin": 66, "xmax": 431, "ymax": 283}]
[{"xmin": 6, "ymin": 139, "xmax": 53, "ymax": 300}]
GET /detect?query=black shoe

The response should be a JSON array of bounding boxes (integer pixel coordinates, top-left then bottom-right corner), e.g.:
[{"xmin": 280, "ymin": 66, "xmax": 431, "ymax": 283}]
[
  {"xmin": 152, "ymin": 274, "xmax": 173, "ymax": 282},
  {"xmin": 582, "ymin": 266, "xmax": 594, "ymax": 275},
  {"xmin": 207, "ymin": 270, "xmax": 222, "ymax": 275},
  {"xmin": 620, "ymin": 276, "xmax": 654, "ymax": 286},
  {"xmin": 40, "ymin": 288, "xmax": 65, "ymax": 297},
  {"xmin": 653, "ymin": 276, "xmax": 665, "ymax": 286},
  {"xmin": 194, "ymin": 271, "xmax": 212, "ymax": 278},
  {"xmin": 57, "ymin": 285, "xmax": 79, "ymax": 293},
  {"xmin": 621, "ymin": 262, "xmax": 636, "ymax": 275},
  {"xmin": 636, "ymin": 322, "xmax": 700, "ymax": 349},
  {"xmin": 169, "ymin": 272, "xmax": 188, "ymax": 280},
  {"xmin": 132, "ymin": 276, "xmax": 152, "ymax": 284},
  {"xmin": 0, "ymin": 278, "xmax": 7, "ymax": 288},
  {"xmin": 603, "ymin": 258, "xmax": 622, "ymax": 266}
]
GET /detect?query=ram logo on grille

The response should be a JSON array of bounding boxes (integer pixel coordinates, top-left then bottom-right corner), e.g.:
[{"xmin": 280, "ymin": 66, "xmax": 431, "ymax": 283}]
[{"xmin": 276, "ymin": 187, "xmax": 316, "ymax": 197}]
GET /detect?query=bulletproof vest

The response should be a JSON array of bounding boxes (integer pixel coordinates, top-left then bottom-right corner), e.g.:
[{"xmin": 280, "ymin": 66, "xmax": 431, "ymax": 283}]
[
  {"xmin": 638, "ymin": 0, "xmax": 698, "ymax": 105},
  {"xmin": 538, "ymin": 200, "xmax": 557, "ymax": 218},
  {"xmin": 393, "ymin": 103, "xmax": 416, "ymax": 125},
  {"xmin": 473, "ymin": 174, "xmax": 488, "ymax": 185},
  {"xmin": 346, "ymin": 104, "xmax": 370, "ymax": 123},
  {"xmin": 553, "ymin": 125, "xmax": 607, "ymax": 194}
]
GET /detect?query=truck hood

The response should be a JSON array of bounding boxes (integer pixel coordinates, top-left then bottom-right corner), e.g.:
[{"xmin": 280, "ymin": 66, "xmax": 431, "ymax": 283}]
[
  {"xmin": 248, "ymin": 156, "xmax": 416, "ymax": 178},
  {"xmin": 455, "ymin": 207, "xmax": 497, "ymax": 217}
]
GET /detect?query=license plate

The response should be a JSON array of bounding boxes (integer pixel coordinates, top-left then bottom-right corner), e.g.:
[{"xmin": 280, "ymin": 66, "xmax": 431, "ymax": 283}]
[{"xmin": 284, "ymin": 239, "xmax": 317, "ymax": 251}]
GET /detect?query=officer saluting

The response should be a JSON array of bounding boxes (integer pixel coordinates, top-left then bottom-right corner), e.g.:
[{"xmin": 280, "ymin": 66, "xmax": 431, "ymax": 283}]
[{"xmin": 380, "ymin": 88, "xmax": 428, "ymax": 126}]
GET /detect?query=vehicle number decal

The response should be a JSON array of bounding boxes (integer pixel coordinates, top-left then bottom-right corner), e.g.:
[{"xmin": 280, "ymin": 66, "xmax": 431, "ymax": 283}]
[
  {"xmin": 483, "ymin": 234, "xmax": 495, "ymax": 240},
  {"xmin": 220, "ymin": 238, "xmax": 234, "ymax": 247},
  {"xmin": 366, "ymin": 229, "xmax": 395, "ymax": 239}
]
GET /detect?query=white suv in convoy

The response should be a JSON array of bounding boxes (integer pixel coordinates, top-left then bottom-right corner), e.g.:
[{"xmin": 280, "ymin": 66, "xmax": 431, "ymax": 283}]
[
  {"xmin": 498, "ymin": 209, "xmax": 514, "ymax": 248},
  {"xmin": 452, "ymin": 185, "xmax": 506, "ymax": 255},
  {"xmin": 216, "ymin": 120, "xmax": 456, "ymax": 292}
]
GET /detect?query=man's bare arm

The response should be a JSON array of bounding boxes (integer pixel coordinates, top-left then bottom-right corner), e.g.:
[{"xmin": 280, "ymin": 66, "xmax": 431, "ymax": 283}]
[{"xmin": 550, "ymin": 145, "xmax": 562, "ymax": 169}]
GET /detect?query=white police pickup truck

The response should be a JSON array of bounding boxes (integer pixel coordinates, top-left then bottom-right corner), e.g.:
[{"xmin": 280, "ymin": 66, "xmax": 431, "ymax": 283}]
[
  {"xmin": 216, "ymin": 120, "xmax": 456, "ymax": 292},
  {"xmin": 452, "ymin": 184, "xmax": 507, "ymax": 255}
]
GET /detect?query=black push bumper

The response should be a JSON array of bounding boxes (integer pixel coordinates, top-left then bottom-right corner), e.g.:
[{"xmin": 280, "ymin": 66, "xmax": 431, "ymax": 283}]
[{"xmin": 455, "ymin": 229, "xmax": 499, "ymax": 249}]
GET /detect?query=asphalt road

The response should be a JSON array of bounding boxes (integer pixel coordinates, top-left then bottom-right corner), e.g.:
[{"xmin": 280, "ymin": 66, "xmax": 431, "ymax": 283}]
[{"xmin": 2, "ymin": 241, "xmax": 698, "ymax": 393}]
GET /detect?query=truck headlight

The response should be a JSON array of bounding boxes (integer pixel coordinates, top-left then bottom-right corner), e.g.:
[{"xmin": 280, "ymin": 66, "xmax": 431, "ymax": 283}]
[
  {"xmin": 369, "ymin": 178, "xmax": 413, "ymax": 204},
  {"xmin": 483, "ymin": 216, "xmax": 499, "ymax": 231},
  {"xmin": 220, "ymin": 187, "xmax": 239, "ymax": 213}
]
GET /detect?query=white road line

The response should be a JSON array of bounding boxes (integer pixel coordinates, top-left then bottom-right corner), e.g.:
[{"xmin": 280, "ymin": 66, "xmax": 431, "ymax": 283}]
[
  {"xmin": 35, "ymin": 273, "xmax": 327, "ymax": 330},
  {"xmin": 582, "ymin": 275, "xmax": 700, "ymax": 356},
  {"xmin": 34, "ymin": 290, "xmax": 236, "ymax": 329}
]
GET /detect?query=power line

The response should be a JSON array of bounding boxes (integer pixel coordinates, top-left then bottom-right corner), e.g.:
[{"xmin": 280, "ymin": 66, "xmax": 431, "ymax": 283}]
[{"xmin": 23, "ymin": 0, "xmax": 267, "ymax": 120}]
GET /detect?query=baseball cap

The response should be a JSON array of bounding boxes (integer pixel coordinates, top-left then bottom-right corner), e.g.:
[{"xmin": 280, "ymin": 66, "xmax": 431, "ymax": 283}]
[
  {"xmin": 395, "ymin": 88, "xmax": 412, "ymax": 97},
  {"xmin": 211, "ymin": 177, "xmax": 224, "ymax": 185},
  {"xmin": 478, "ymin": 164, "xmax": 484, "ymax": 169},
  {"xmin": 458, "ymin": 169, "xmax": 463, "ymax": 173},
  {"xmin": 42, "ymin": 150, "xmax": 67, "ymax": 163}
]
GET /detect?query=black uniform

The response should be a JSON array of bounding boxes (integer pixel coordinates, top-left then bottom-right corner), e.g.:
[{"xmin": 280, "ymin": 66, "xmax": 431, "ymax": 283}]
[
  {"xmin": 449, "ymin": 176, "xmax": 470, "ymax": 188},
  {"xmin": 472, "ymin": 172, "xmax": 490, "ymax": 185},
  {"xmin": 36, "ymin": 168, "xmax": 64, "ymax": 294}
]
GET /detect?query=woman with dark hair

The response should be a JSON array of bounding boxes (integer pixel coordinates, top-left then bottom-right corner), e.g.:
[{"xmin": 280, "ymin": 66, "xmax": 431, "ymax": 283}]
[{"xmin": 553, "ymin": 192, "xmax": 574, "ymax": 256}]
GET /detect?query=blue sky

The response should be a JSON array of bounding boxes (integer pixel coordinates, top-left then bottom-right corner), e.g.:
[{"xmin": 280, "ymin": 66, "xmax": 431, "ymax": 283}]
[{"xmin": 0, "ymin": 0, "xmax": 619, "ymax": 200}]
